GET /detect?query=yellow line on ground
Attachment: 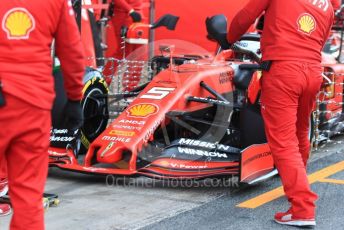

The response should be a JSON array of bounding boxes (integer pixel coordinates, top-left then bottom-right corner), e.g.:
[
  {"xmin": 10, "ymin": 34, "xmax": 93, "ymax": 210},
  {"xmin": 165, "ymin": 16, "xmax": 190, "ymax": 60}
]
[
  {"xmin": 236, "ymin": 160, "xmax": 344, "ymax": 209},
  {"xmin": 318, "ymin": 178, "xmax": 344, "ymax": 185}
]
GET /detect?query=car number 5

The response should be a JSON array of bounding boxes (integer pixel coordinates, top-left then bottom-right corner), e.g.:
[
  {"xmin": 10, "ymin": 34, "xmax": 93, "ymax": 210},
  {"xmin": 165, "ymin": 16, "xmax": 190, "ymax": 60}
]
[{"xmin": 140, "ymin": 87, "xmax": 175, "ymax": 100}]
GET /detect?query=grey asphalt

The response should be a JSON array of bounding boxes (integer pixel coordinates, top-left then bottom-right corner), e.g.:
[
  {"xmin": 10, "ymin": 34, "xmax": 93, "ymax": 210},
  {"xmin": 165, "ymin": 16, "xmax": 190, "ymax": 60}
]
[
  {"xmin": 143, "ymin": 149, "xmax": 344, "ymax": 230},
  {"xmin": 0, "ymin": 138, "xmax": 343, "ymax": 230}
]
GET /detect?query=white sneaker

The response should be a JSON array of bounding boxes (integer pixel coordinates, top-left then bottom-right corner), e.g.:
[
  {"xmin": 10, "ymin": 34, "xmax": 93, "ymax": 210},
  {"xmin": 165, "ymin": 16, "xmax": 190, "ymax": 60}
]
[{"xmin": 274, "ymin": 211, "xmax": 316, "ymax": 227}]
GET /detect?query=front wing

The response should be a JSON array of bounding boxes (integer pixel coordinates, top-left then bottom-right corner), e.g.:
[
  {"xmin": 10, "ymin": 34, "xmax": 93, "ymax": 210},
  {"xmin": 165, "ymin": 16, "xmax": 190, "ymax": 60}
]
[{"xmin": 49, "ymin": 143, "xmax": 275, "ymax": 183}]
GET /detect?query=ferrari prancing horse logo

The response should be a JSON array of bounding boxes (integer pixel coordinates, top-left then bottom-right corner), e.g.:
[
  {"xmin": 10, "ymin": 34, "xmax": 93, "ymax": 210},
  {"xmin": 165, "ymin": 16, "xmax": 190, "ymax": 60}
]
[
  {"xmin": 297, "ymin": 13, "xmax": 316, "ymax": 35},
  {"xmin": 308, "ymin": 0, "xmax": 329, "ymax": 12},
  {"xmin": 2, "ymin": 7, "xmax": 35, "ymax": 40}
]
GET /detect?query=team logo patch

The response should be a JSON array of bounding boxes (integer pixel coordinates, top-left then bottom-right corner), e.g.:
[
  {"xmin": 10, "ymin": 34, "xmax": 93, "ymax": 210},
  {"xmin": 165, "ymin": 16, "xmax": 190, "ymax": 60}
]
[
  {"xmin": 307, "ymin": 0, "xmax": 329, "ymax": 12},
  {"xmin": 126, "ymin": 103, "xmax": 159, "ymax": 118},
  {"xmin": 109, "ymin": 130, "xmax": 135, "ymax": 137},
  {"xmin": 100, "ymin": 142, "xmax": 115, "ymax": 158},
  {"xmin": 297, "ymin": 13, "xmax": 316, "ymax": 35},
  {"xmin": 2, "ymin": 8, "xmax": 35, "ymax": 40}
]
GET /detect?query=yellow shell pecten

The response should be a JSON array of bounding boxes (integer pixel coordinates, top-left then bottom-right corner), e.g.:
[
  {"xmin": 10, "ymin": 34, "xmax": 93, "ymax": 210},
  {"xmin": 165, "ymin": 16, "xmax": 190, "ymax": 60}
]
[
  {"xmin": 127, "ymin": 104, "xmax": 158, "ymax": 117},
  {"xmin": 298, "ymin": 14, "xmax": 316, "ymax": 35},
  {"xmin": 3, "ymin": 8, "xmax": 35, "ymax": 39}
]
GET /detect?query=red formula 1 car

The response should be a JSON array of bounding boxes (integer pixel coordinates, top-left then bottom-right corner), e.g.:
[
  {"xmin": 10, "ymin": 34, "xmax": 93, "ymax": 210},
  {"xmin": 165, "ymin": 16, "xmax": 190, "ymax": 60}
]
[
  {"xmin": 316, "ymin": 6, "xmax": 344, "ymax": 145},
  {"xmin": 49, "ymin": 14, "xmax": 275, "ymax": 184},
  {"xmin": 49, "ymin": 11, "xmax": 344, "ymax": 184}
]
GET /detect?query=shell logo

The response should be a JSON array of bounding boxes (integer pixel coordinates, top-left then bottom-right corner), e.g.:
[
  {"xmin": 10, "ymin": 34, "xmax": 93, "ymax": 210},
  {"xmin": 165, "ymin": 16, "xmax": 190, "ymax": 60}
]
[
  {"xmin": 2, "ymin": 8, "xmax": 35, "ymax": 40},
  {"xmin": 126, "ymin": 103, "xmax": 159, "ymax": 118},
  {"xmin": 297, "ymin": 13, "xmax": 316, "ymax": 35}
]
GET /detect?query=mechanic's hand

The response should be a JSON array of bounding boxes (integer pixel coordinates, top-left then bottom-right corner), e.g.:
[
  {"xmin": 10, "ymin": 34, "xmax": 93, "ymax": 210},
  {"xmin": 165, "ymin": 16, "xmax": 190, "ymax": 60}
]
[
  {"xmin": 62, "ymin": 100, "xmax": 84, "ymax": 131},
  {"xmin": 129, "ymin": 10, "xmax": 142, "ymax": 22}
]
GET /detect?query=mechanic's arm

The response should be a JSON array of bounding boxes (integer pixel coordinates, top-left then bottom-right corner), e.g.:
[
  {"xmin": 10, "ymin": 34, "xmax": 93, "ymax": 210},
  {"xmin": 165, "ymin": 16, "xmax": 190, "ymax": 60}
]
[
  {"xmin": 227, "ymin": 0, "xmax": 270, "ymax": 44},
  {"xmin": 54, "ymin": 0, "xmax": 85, "ymax": 101},
  {"xmin": 113, "ymin": 0, "xmax": 132, "ymax": 12},
  {"xmin": 331, "ymin": 0, "xmax": 341, "ymax": 11},
  {"xmin": 113, "ymin": 0, "xmax": 142, "ymax": 22}
]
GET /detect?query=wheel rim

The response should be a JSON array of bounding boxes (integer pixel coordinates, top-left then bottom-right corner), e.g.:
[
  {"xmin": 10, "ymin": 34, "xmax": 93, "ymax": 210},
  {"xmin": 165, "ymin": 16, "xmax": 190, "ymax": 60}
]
[{"xmin": 82, "ymin": 88, "xmax": 107, "ymax": 140}]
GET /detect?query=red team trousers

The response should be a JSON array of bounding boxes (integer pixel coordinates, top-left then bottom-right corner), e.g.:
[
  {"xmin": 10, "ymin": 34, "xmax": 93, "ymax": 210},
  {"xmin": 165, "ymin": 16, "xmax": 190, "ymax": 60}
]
[
  {"xmin": 0, "ymin": 94, "xmax": 50, "ymax": 230},
  {"xmin": 261, "ymin": 61, "xmax": 322, "ymax": 218}
]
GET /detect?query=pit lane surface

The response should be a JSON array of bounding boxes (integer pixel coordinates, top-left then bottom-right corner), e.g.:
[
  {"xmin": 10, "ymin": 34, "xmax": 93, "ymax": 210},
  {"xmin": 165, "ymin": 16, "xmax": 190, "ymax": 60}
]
[{"xmin": 1, "ymin": 137, "xmax": 344, "ymax": 230}]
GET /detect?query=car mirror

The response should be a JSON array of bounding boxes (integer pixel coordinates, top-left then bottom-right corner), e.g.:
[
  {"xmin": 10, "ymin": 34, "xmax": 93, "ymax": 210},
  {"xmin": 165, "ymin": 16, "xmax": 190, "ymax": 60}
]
[{"xmin": 206, "ymin": 14, "xmax": 231, "ymax": 49}]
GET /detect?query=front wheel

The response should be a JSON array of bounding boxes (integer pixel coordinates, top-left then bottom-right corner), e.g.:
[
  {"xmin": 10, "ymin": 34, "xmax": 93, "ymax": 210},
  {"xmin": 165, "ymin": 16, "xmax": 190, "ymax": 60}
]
[{"xmin": 80, "ymin": 72, "xmax": 109, "ymax": 151}]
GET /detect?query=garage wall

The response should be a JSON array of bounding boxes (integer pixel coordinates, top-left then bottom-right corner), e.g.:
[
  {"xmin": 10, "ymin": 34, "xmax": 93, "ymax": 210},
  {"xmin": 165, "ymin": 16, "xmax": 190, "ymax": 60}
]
[{"xmin": 153, "ymin": 0, "xmax": 250, "ymax": 54}]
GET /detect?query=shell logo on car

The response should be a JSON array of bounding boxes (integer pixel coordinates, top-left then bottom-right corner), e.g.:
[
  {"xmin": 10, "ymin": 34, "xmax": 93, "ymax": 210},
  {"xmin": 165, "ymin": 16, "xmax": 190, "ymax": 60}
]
[
  {"xmin": 2, "ymin": 7, "xmax": 35, "ymax": 40},
  {"xmin": 126, "ymin": 103, "xmax": 159, "ymax": 118},
  {"xmin": 297, "ymin": 13, "xmax": 316, "ymax": 35}
]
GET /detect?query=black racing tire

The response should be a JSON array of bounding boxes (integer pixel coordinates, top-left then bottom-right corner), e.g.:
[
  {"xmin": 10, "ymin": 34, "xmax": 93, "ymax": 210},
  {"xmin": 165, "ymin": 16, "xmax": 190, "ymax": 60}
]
[
  {"xmin": 51, "ymin": 68, "xmax": 109, "ymax": 153},
  {"xmin": 80, "ymin": 75, "xmax": 109, "ymax": 149}
]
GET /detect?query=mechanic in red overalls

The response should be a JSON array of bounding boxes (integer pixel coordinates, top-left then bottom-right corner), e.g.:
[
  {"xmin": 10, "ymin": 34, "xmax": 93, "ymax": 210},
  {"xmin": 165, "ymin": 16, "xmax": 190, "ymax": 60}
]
[
  {"xmin": 227, "ymin": 0, "xmax": 334, "ymax": 227},
  {"xmin": 332, "ymin": 0, "xmax": 341, "ymax": 11},
  {"xmin": 0, "ymin": 0, "xmax": 84, "ymax": 229},
  {"xmin": 110, "ymin": 0, "xmax": 143, "ymax": 59},
  {"xmin": 0, "ymin": 160, "xmax": 9, "ymax": 216},
  {"xmin": 109, "ymin": 0, "xmax": 143, "ymax": 91}
]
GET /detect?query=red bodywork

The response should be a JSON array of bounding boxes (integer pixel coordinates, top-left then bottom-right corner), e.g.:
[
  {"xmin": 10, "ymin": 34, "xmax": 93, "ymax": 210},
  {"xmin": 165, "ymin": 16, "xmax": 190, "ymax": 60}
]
[
  {"xmin": 240, "ymin": 144, "xmax": 273, "ymax": 183},
  {"xmin": 320, "ymin": 54, "xmax": 344, "ymax": 120},
  {"xmin": 247, "ymin": 71, "xmax": 262, "ymax": 104},
  {"xmin": 49, "ymin": 48, "xmax": 275, "ymax": 182}
]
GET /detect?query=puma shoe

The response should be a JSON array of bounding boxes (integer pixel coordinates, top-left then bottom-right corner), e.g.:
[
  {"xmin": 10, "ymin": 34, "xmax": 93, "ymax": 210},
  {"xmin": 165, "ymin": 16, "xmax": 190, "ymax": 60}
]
[
  {"xmin": 0, "ymin": 203, "xmax": 11, "ymax": 217},
  {"xmin": 274, "ymin": 210, "xmax": 316, "ymax": 227},
  {"xmin": 0, "ymin": 179, "xmax": 8, "ymax": 197}
]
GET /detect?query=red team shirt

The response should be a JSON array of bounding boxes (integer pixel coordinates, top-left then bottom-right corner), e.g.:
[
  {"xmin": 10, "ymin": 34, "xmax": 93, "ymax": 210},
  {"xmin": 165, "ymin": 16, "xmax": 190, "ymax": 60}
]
[
  {"xmin": 331, "ymin": 0, "xmax": 341, "ymax": 10},
  {"xmin": 0, "ymin": 0, "xmax": 85, "ymax": 109},
  {"xmin": 113, "ymin": 0, "xmax": 142, "ymax": 13},
  {"xmin": 227, "ymin": 0, "xmax": 335, "ymax": 63}
]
